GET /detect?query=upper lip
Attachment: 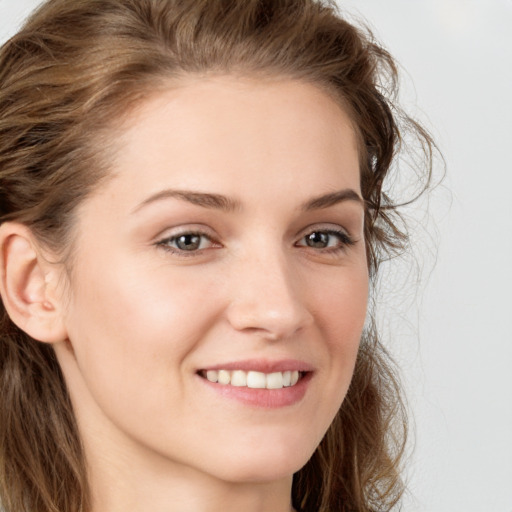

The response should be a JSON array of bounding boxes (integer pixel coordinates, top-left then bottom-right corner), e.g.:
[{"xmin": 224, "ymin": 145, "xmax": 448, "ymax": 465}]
[{"xmin": 198, "ymin": 359, "xmax": 315, "ymax": 373}]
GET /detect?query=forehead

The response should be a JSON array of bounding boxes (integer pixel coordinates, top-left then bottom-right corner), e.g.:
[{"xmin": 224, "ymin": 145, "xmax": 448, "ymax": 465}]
[{"xmin": 90, "ymin": 77, "xmax": 361, "ymax": 212}]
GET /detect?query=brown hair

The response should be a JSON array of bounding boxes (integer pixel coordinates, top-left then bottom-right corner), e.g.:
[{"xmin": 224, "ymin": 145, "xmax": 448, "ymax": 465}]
[{"xmin": 0, "ymin": 1, "xmax": 434, "ymax": 511}]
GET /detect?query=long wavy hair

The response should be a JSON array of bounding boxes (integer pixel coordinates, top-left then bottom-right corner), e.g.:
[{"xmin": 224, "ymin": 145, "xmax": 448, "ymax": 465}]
[{"xmin": 0, "ymin": 1, "xmax": 434, "ymax": 511}]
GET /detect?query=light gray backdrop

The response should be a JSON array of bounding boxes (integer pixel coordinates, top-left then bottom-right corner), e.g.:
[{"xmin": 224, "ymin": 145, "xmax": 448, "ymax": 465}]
[{"xmin": 1, "ymin": 1, "xmax": 511, "ymax": 510}]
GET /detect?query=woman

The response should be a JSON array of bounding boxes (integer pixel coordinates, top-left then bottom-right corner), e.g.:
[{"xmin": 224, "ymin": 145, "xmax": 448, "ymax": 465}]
[{"xmin": 0, "ymin": 1, "xmax": 434, "ymax": 511}]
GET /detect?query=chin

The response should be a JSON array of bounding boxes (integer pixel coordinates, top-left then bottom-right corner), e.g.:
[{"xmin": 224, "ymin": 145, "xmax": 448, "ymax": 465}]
[{"xmin": 204, "ymin": 432, "xmax": 318, "ymax": 484}]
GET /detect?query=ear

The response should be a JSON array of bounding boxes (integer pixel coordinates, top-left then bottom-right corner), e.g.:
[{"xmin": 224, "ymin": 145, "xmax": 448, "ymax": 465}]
[{"xmin": 0, "ymin": 222, "xmax": 68, "ymax": 343}]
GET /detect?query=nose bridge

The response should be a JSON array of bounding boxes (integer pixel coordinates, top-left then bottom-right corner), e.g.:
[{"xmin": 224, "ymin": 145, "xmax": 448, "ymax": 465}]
[{"xmin": 226, "ymin": 239, "xmax": 313, "ymax": 339}]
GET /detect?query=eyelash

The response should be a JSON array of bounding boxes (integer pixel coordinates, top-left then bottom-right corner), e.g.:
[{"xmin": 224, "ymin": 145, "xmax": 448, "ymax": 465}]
[
  {"xmin": 296, "ymin": 229, "xmax": 356, "ymax": 254},
  {"xmin": 155, "ymin": 228, "xmax": 355, "ymax": 256},
  {"xmin": 155, "ymin": 231, "xmax": 217, "ymax": 256}
]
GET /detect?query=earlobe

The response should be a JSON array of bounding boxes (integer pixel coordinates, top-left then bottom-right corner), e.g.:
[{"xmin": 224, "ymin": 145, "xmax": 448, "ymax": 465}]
[{"xmin": 0, "ymin": 222, "xmax": 68, "ymax": 343}]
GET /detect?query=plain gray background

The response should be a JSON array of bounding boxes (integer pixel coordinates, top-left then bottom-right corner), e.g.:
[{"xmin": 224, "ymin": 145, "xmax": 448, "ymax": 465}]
[{"xmin": 1, "ymin": 1, "xmax": 511, "ymax": 510}]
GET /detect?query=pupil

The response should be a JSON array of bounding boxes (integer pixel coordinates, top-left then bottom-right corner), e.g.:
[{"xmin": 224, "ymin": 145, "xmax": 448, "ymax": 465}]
[
  {"xmin": 177, "ymin": 234, "xmax": 200, "ymax": 251},
  {"xmin": 307, "ymin": 232, "xmax": 328, "ymax": 248}
]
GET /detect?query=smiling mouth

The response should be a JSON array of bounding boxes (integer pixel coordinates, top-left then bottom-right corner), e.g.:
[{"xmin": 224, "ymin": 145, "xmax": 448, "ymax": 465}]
[{"xmin": 198, "ymin": 369, "xmax": 308, "ymax": 390}]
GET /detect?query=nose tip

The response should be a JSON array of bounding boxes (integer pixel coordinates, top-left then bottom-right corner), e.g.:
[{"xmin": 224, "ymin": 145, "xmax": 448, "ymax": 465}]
[
  {"xmin": 227, "ymin": 301, "xmax": 312, "ymax": 341},
  {"xmin": 225, "ymin": 261, "xmax": 314, "ymax": 341}
]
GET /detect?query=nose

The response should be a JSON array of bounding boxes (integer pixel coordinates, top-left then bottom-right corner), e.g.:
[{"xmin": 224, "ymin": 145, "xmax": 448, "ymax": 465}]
[{"xmin": 225, "ymin": 249, "xmax": 314, "ymax": 341}]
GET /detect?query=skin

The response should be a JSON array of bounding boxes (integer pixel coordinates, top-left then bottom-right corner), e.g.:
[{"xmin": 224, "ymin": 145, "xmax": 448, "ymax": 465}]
[{"xmin": 46, "ymin": 77, "xmax": 369, "ymax": 512}]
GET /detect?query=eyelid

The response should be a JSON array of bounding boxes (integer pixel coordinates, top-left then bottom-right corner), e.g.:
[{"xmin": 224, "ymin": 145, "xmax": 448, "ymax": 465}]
[
  {"xmin": 152, "ymin": 222, "xmax": 358, "ymax": 258},
  {"xmin": 295, "ymin": 224, "xmax": 357, "ymax": 251},
  {"xmin": 296, "ymin": 222, "xmax": 354, "ymax": 240},
  {"xmin": 154, "ymin": 225, "xmax": 222, "ymax": 255},
  {"xmin": 154, "ymin": 223, "xmax": 217, "ymax": 241}
]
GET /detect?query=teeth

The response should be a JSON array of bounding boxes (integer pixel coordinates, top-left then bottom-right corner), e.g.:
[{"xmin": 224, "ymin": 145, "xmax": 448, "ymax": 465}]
[
  {"xmin": 218, "ymin": 370, "xmax": 231, "ymax": 385},
  {"xmin": 231, "ymin": 370, "xmax": 247, "ymax": 387},
  {"xmin": 206, "ymin": 370, "xmax": 218, "ymax": 382},
  {"xmin": 266, "ymin": 372, "xmax": 284, "ymax": 389},
  {"xmin": 203, "ymin": 369, "xmax": 303, "ymax": 389},
  {"xmin": 247, "ymin": 371, "xmax": 266, "ymax": 389}
]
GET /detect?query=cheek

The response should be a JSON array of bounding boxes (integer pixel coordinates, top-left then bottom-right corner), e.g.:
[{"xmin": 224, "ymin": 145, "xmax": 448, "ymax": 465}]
[
  {"xmin": 316, "ymin": 264, "xmax": 368, "ymax": 341},
  {"xmin": 73, "ymin": 255, "xmax": 213, "ymax": 331},
  {"xmin": 314, "ymin": 267, "xmax": 368, "ymax": 391},
  {"xmin": 63, "ymin": 259, "xmax": 221, "ymax": 397},
  {"xmin": 59, "ymin": 260, "xmax": 226, "ymax": 455}
]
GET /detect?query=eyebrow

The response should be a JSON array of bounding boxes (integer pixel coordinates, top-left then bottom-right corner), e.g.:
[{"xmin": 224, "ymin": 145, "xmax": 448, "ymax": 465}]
[
  {"xmin": 132, "ymin": 187, "xmax": 363, "ymax": 214},
  {"xmin": 132, "ymin": 189, "xmax": 241, "ymax": 214},
  {"xmin": 301, "ymin": 189, "xmax": 364, "ymax": 210}
]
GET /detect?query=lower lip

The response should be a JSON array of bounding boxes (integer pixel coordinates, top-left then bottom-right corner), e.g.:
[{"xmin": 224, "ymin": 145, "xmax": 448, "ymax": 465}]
[{"xmin": 198, "ymin": 372, "xmax": 312, "ymax": 408}]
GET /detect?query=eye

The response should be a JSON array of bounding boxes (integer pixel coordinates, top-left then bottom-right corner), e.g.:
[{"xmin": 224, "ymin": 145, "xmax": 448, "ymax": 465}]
[
  {"xmin": 156, "ymin": 231, "xmax": 216, "ymax": 253},
  {"xmin": 296, "ymin": 229, "xmax": 354, "ymax": 251}
]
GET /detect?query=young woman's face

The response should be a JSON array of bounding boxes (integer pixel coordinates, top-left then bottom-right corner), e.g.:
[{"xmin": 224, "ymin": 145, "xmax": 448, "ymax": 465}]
[{"xmin": 55, "ymin": 78, "xmax": 368, "ymax": 484}]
